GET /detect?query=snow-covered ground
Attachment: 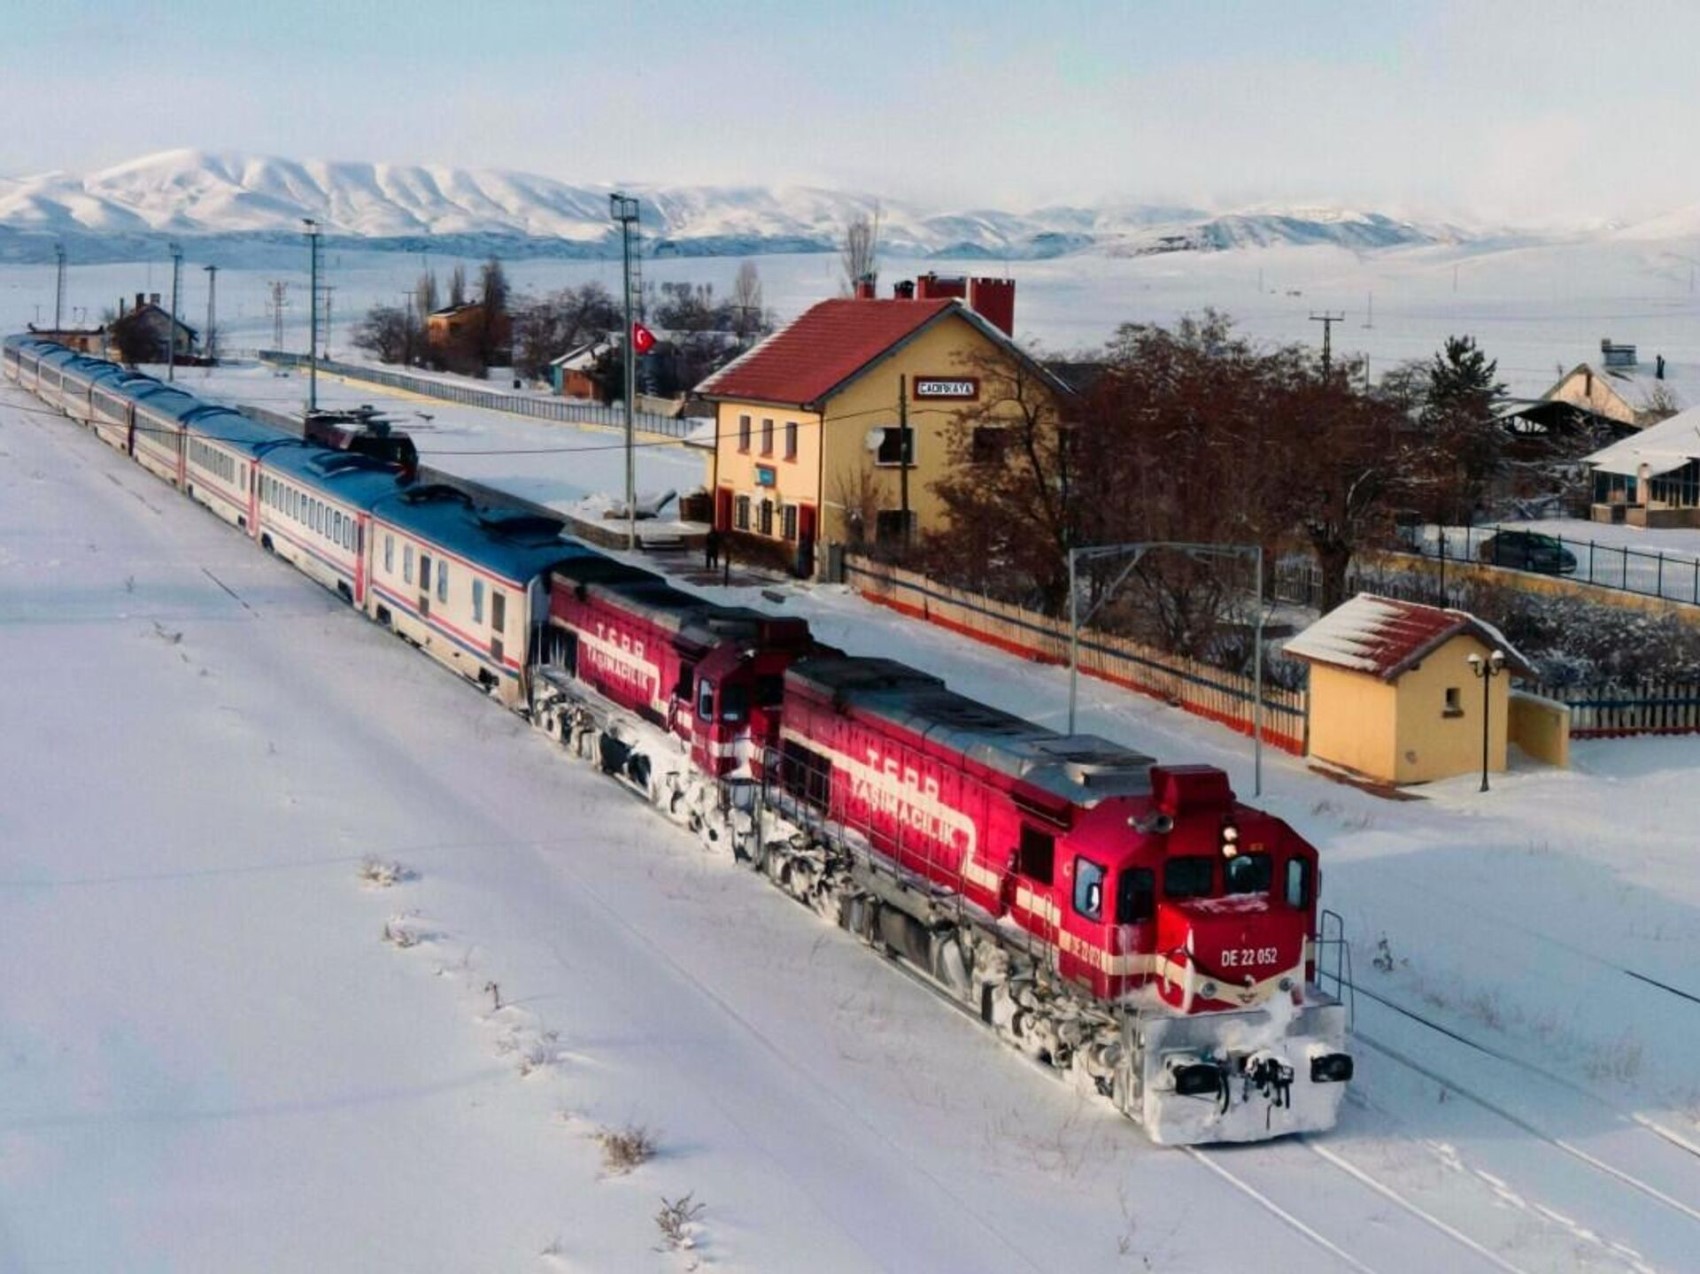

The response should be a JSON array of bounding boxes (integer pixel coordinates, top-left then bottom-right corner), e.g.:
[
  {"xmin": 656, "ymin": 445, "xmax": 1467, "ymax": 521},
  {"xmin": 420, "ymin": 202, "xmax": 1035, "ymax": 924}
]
[{"xmin": 8, "ymin": 337, "xmax": 1700, "ymax": 1269}]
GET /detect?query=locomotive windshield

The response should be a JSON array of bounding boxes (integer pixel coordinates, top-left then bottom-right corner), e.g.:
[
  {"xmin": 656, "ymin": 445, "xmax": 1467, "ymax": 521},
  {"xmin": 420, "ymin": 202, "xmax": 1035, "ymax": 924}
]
[
  {"xmin": 1225, "ymin": 852, "xmax": 1273, "ymax": 895},
  {"xmin": 1164, "ymin": 856, "xmax": 1214, "ymax": 898}
]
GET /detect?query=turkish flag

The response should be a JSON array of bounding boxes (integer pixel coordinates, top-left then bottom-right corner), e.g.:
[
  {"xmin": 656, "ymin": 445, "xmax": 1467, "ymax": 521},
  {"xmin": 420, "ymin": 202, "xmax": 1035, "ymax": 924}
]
[{"xmin": 632, "ymin": 322, "xmax": 656, "ymax": 355}]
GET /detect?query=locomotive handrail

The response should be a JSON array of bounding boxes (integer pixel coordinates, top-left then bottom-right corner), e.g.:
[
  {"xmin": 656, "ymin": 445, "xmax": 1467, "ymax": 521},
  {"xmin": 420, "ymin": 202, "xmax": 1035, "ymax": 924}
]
[{"xmin": 1315, "ymin": 908, "xmax": 1354, "ymax": 1029}]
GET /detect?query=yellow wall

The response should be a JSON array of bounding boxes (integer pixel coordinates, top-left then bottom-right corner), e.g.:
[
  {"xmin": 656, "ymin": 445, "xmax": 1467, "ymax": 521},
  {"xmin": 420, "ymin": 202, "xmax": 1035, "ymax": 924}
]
[
  {"xmin": 1306, "ymin": 664, "xmax": 1397, "ymax": 780},
  {"xmin": 1509, "ymin": 690, "xmax": 1571, "ymax": 768},
  {"xmin": 711, "ymin": 402, "xmax": 823, "ymax": 538},
  {"xmin": 707, "ymin": 310, "xmax": 1049, "ymax": 549},
  {"xmin": 1390, "ymin": 634, "xmax": 1509, "ymax": 783}
]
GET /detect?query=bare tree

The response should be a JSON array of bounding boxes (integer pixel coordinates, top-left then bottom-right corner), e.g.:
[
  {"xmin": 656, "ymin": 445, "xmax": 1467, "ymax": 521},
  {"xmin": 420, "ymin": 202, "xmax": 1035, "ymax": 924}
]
[
  {"xmin": 415, "ymin": 270, "xmax": 440, "ymax": 322},
  {"xmin": 350, "ymin": 304, "xmax": 414, "ymax": 365},
  {"xmin": 841, "ymin": 205, "xmax": 880, "ymax": 292},
  {"xmin": 448, "ymin": 264, "xmax": 467, "ymax": 308},
  {"xmin": 1639, "ymin": 381, "xmax": 1682, "ymax": 424},
  {"xmin": 731, "ymin": 260, "xmax": 766, "ymax": 340}
]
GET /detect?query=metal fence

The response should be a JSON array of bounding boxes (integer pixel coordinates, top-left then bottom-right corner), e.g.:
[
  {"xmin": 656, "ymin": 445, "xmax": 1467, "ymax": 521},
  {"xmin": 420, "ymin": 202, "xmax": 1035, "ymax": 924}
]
[
  {"xmin": 1399, "ymin": 524, "xmax": 1700, "ymax": 607},
  {"xmin": 256, "ymin": 350, "xmax": 698, "ymax": 439}
]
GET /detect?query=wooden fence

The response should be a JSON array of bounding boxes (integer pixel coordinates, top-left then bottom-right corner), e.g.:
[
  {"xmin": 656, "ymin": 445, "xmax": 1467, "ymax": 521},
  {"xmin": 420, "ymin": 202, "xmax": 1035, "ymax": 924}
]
[
  {"xmin": 1525, "ymin": 681, "xmax": 1700, "ymax": 738},
  {"xmin": 843, "ymin": 555, "xmax": 1309, "ymax": 754}
]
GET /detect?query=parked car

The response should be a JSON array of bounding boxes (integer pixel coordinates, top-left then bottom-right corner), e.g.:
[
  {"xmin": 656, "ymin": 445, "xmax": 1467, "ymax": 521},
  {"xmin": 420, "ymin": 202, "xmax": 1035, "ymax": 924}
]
[{"xmin": 1477, "ymin": 530, "xmax": 1578, "ymax": 575}]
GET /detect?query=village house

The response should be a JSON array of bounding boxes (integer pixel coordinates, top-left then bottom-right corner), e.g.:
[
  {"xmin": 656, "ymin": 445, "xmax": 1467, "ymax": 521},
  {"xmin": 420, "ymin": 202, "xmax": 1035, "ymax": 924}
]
[
  {"xmin": 114, "ymin": 292, "xmax": 196, "ymax": 361},
  {"xmin": 696, "ymin": 274, "xmax": 1068, "ymax": 575}
]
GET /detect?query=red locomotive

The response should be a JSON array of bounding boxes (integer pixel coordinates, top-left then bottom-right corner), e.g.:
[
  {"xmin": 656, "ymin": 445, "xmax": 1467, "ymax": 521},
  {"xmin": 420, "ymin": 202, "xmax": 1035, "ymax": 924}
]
[{"xmin": 534, "ymin": 566, "xmax": 1352, "ymax": 1146}]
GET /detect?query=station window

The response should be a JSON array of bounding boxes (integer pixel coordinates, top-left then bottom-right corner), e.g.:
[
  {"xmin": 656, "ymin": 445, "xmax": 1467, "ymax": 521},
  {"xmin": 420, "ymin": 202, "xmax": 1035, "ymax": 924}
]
[
  {"xmin": 1164, "ymin": 856, "xmax": 1214, "ymax": 899},
  {"xmin": 735, "ymin": 495, "xmax": 751, "ymax": 530},
  {"xmin": 758, "ymin": 499, "xmax": 774, "ymax": 536},
  {"xmin": 737, "ymin": 415, "xmax": 751, "ymax": 452},
  {"xmin": 1073, "ymin": 856, "xmax": 1105, "ymax": 921},
  {"xmin": 784, "ymin": 420, "xmax": 798, "ymax": 460},
  {"xmin": 875, "ymin": 426, "xmax": 913, "ymax": 467},
  {"xmin": 1116, "ymin": 867, "xmax": 1155, "ymax": 924},
  {"xmin": 782, "ymin": 504, "xmax": 798, "ymax": 542},
  {"xmin": 760, "ymin": 417, "xmax": 774, "ymax": 455},
  {"xmin": 1225, "ymin": 852, "xmax": 1272, "ymax": 896},
  {"xmin": 1016, "ymin": 826, "xmax": 1054, "ymax": 885}
]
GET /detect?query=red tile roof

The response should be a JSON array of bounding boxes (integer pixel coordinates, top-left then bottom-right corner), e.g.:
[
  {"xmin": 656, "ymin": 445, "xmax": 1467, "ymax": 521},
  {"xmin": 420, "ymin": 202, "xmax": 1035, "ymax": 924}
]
[
  {"xmin": 698, "ymin": 298, "xmax": 958, "ymax": 408},
  {"xmin": 1284, "ymin": 593, "xmax": 1533, "ymax": 681}
]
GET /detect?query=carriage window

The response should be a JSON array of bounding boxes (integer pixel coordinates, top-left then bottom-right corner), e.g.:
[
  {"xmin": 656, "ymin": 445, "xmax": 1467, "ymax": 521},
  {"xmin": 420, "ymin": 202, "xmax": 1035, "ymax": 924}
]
[
  {"xmin": 721, "ymin": 682, "xmax": 748, "ymax": 723},
  {"xmin": 403, "ymin": 544, "xmax": 414, "ymax": 584},
  {"xmin": 1116, "ymin": 868, "xmax": 1155, "ymax": 923},
  {"xmin": 472, "ymin": 579, "xmax": 484, "ymax": 623},
  {"xmin": 1225, "ymin": 852, "xmax": 1273, "ymax": 896},
  {"xmin": 419, "ymin": 556, "xmax": 432, "ymax": 590},
  {"xmin": 1285, "ymin": 858, "xmax": 1311, "ymax": 909},
  {"xmin": 437, "ymin": 560, "xmax": 449, "ymax": 603},
  {"xmin": 491, "ymin": 591, "xmax": 506, "ymax": 633},
  {"xmin": 1165, "ymin": 856, "xmax": 1214, "ymax": 899},
  {"xmin": 384, "ymin": 535, "xmax": 394, "ymax": 574},
  {"xmin": 1073, "ymin": 857, "xmax": 1105, "ymax": 921},
  {"xmin": 1016, "ymin": 826, "xmax": 1054, "ymax": 885},
  {"xmin": 696, "ymin": 679, "xmax": 715, "ymax": 720}
]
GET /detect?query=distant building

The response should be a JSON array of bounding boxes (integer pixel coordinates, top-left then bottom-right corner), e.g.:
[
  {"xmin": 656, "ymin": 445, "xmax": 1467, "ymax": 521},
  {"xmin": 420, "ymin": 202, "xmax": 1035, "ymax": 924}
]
[
  {"xmin": 1498, "ymin": 362, "xmax": 1640, "ymax": 438},
  {"xmin": 25, "ymin": 323, "xmax": 106, "ymax": 355},
  {"xmin": 549, "ymin": 338, "xmax": 613, "ymax": 401},
  {"xmin": 1600, "ymin": 336, "xmax": 1637, "ymax": 369},
  {"xmin": 114, "ymin": 292, "xmax": 197, "ymax": 362},
  {"xmin": 426, "ymin": 302, "xmax": 510, "ymax": 368}
]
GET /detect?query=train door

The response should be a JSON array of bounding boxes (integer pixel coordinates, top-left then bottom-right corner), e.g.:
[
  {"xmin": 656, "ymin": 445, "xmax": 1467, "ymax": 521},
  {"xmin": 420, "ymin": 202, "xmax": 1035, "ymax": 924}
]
[
  {"xmin": 1008, "ymin": 823, "xmax": 1062, "ymax": 946},
  {"xmin": 418, "ymin": 554, "xmax": 432, "ymax": 618}
]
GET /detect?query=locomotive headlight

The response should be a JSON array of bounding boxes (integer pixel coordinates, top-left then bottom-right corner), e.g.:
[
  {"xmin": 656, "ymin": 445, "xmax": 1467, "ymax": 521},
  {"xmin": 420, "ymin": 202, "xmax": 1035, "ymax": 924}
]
[
  {"xmin": 1221, "ymin": 821, "xmax": 1240, "ymax": 857},
  {"xmin": 1278, "ymin": 976, "xmax": 1294, "ymax": 993},
  {"xmin": 1200, "ymin": 981, "xmax": 1218, "ymax": 998}
]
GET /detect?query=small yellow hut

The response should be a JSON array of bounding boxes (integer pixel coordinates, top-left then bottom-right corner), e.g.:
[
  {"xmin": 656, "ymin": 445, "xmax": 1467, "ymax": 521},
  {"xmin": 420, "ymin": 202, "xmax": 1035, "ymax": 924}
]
[{"xmin": 1286, "ymin": 594, "xmax": 1540, "ymax": 786}]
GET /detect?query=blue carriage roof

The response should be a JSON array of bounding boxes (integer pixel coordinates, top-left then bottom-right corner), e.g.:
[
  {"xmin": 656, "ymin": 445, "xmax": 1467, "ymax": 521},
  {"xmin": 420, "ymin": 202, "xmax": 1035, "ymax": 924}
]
[
  {"xmin": 789, "ymin": 655, "xmax": 1155, "ymax": 806},
  {"xmin": 182, "ymin": 405, "xmax": 297, "ymax": 455},
  {"xmin": 262, "ymin": 445, "xmax": 411, "ymax": 509},
  {"xmin": 371, "ymin": 484, "xmax": 594, "ymax": 583}
]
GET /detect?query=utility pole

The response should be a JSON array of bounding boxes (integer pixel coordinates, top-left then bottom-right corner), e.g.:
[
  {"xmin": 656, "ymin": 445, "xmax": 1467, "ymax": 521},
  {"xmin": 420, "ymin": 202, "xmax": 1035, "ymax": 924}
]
[
  {"xmin": 203, "ymin": 265, "xmax": 219, "ymax": 365},
  {"xmin": 322, "ymin": 285, "xmax": 335, "ymax": 359},
  {"xmin": 897, "ymin": 374, "xmax": 911, "ymax": 550},
  {"xmin": 1309, "ymin": 311, "xmax": 1345, "ymax": 377},
  {"xmin": 1362, "ymin": 292, "xmax": 1374, "ymax": 329},
  {"xmin": 167, "ymin": 242, "xmax": 182, "ymax": 382},
  {"xmin": 268, "ymin": 281, "xmax": 289, "ymax": 350},
  {"xmin": 610, "ymin": 193, "xmax": 641, "ymax": 552},
  {"xmin": 303, "ymin": 219, "xmax": 320, "ymax": 412},
  {"xmin": 53, "ymin": 243, "xmax": 65, "ymax": 331}
]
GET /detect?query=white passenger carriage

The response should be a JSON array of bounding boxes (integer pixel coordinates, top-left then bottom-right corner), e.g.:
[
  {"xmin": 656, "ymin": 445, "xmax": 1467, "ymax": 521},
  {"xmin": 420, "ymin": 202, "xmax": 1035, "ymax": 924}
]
[
  {"xmin": 366, "ymin": 485, "xmax": 592, "ymax": 708},
  {"xmin": 87, "ymin": 370, "xmax": 162, "ymax": 455},
  {"xmin": 257, "ymin": 448, "xmax": 403, "ymax": 606},
  {"xmin": 182, "ymin": 407, "xmax": 295, "ymax": 535},
  {"xmin": 129, "ymin": 389, "xmax": 208, "ymax": 487}
]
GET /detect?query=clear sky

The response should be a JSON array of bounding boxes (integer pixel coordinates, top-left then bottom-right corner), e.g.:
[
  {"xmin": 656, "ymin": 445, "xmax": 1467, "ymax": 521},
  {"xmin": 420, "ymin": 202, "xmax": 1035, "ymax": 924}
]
[{"xmin": 5, "ymin": 0, "xmax": 1697, "ymax": 224}]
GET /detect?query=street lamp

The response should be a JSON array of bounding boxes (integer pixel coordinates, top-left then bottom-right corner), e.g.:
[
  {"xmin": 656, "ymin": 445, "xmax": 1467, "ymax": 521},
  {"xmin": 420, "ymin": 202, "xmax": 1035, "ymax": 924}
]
[
  {"xmin": 609, "ymin": 193, "xmax": 640, "ymax": 552},
  {"xmin": 1067, "ymin": 540, "xmax": 1267, "ymax": 797},
  {"xmin": 1466, "ymin": 648, "xmax": 1506, "ymax": 793}
]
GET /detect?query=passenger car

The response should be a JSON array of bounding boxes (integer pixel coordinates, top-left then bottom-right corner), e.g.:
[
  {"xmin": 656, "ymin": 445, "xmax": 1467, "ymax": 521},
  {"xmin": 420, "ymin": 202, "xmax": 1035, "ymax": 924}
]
[{"xmin": 1477, "ymin": 530, "xmax": 1578, "ymax": 575}]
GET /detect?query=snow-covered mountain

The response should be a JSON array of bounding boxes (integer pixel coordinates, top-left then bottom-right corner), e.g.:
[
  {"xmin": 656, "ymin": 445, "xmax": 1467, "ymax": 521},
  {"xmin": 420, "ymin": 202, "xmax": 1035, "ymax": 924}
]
[{"xmin": 0, "ymin": 148, "xmax": 1473, "ymax": 263}]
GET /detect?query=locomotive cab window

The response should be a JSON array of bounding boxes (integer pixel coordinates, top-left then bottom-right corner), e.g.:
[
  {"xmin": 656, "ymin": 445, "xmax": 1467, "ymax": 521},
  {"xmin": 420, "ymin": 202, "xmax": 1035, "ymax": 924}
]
[
  {"xmin": 720, "ymin": 682, "xmax": 748, "ymax": 724},
  {"xmin": 696, "ymin": 679, "xmax": 715, "ymax": 720},
  {"xmin": 1016, "ymin": 826, "xmax": 1054, "ymax": 885},
  {"xmin": 755, "ymin": 674, "xmax": 784, "ymax": 707},
  {"xmin": 1116, "ymin": 867, "xmax": 1155, "ymax": 924},
  {"xmin": 1225, "ymin": 851, "xmax": 1273, "ymax": 895},
  {"xmin": 1284, "ymin": 858, "xmax": 1311, "ymax": 909},
  {"xmin": 1073, "ymin": 857, "xmax": 1105, "ymax": 921},
  {"xmin": 1165, "ymin": 855, "xmax": 1214, "ymax": 899}
]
